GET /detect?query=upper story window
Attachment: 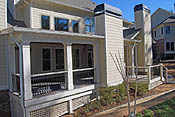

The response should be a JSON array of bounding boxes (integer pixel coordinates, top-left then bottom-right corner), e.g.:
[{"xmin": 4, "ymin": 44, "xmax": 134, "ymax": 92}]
[
  {"xmin": 55, "ymin": 18, "xmax": 69, "ymax": 31},
  {"xmin": 166, "ymin": 26, "xmax": 170, "ymax": 34},
  {"xmin": 161, "ymin": 27, "xmax": 164, "ymax": 34},
  {"xmin": 85, "ymin": 17, "xmax": 95, "ymax": 33},
  {"xmin": 41, "ymin": 15, "xmax": 50, "ymax": 30},
  {"xmin": 72, "ymin": 21, "xmax": 79, "ymax": 33},
  {"xmin": 154, "ymin": 30, "xmax": 156, "ymax": 37},
  {"xmin": 171, "ymin": 42, "xmax": 174, "ymax": 51}
]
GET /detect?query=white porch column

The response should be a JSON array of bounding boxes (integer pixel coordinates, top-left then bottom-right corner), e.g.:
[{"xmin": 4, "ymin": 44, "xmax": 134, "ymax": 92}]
[
  {"xmin": 64, "ymin": 43, "xmax": 74, "ymax": 90},
  {"xmin": 22, "ymin": 44, "xmax": 33, "ymax": 100}
]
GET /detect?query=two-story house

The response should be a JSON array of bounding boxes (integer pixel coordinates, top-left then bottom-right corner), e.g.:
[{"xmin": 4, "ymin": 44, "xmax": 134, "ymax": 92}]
[
  {"xmin": 152, "ymin": 8, "xmax": 175, "ymax": 60},
  {"xmin": 0, "ymin": 0, "xmax": 154, "ymax": 116}
]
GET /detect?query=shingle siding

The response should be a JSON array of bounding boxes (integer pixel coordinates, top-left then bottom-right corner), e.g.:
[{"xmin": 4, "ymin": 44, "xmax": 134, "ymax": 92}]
[{"xmin": 0, "ymin": 0, "xmax": 7, "ymax": 30}]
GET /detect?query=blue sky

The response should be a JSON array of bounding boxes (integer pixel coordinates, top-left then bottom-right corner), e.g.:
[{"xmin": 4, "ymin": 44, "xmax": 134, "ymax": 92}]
[{"xmin": 92, "ymin": 0, "xmax": 175, "ymax": 22}]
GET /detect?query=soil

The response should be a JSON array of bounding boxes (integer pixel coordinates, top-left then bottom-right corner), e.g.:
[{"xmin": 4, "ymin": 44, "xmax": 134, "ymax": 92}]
[{"xmin": 93, "ymin": 84, "xmax": 175, "ymax": 117}]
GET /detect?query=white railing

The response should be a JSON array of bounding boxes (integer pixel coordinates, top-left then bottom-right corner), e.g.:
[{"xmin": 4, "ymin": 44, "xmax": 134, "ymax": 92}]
[{"xmin": 11, "ymin": 73, "xmax": 21, "ymax": 95}]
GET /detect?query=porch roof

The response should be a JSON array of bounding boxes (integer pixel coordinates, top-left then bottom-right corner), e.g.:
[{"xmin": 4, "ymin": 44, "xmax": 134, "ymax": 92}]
[{"xmin": 0, "ymin": 27, "xmax": 105, "ymax": 39}]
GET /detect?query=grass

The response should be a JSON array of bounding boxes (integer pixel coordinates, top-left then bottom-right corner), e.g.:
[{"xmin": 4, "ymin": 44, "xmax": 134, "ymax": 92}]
[{"xmin": 136, "ymin": 97, "xmax": 175, "ymax": 117}]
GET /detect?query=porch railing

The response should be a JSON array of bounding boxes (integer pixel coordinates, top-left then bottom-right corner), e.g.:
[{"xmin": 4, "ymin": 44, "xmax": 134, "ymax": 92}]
[
  {"xmin": 31, "ymin": 71, "xmax": 67, "ymax": 96},
  {"xmin": 73, "ymin": 68, "xmax": 95, "ymax": 88},
  {"xmin": 11, "ymin": 74, "xmax": 21, "ymax": 96}
]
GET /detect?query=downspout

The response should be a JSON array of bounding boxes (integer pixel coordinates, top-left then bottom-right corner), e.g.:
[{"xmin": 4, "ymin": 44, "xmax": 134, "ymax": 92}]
[{"xmin": 10, "ymin": 33, "xmax": 26, "ymax": 117}]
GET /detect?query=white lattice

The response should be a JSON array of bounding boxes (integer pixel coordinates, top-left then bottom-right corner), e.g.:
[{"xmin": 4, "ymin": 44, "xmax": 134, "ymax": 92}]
[
  {"xmin": 30, "ymin": 101, "xmax": 68, "ymax": 117},
  {"xmin": 72, "ymin": 95, "xmax": 90, "ymax": 110}
]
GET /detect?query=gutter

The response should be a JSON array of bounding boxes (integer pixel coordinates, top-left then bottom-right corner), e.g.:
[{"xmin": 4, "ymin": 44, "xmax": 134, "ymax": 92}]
[{"xmin": 10, "ymin": 33, "xmax": 26, "ymax": 117}]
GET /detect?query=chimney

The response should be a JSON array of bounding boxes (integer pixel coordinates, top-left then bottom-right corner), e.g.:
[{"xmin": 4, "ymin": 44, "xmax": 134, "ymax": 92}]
[
  {"xmin": 94, "ymin": 4, "xmax": 124, "ymax": 86},
  {"xmin": 134, "ymin": 4, "xmax": 153, "ymax": 66}
]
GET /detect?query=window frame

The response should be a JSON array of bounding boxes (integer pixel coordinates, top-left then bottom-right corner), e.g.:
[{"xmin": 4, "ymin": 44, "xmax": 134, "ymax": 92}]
[
  {"xmin": 41, "ymin": 47, "xmax": 52, "ymax": 72},
  {"xmin": 54, "ymin": 17, "xmax": 69, "ymax": 32},
  {"xmin": 161, "ymin": 27, "xmax": 164, "ymax": 35},
  {"xmin": 171, "ymin": 42, "xmax": 174, "ymax": 51},
  {"xmin": 85, "ymin": 16, "xmax": 95, "ymax": 34},
  {"xmin": 41, "ymin": 15, "xmax": 50, "ymax": 30},
  {"xmin": 87, "ymin": 49, "xmax": 93, "ymax": 68},
  {"xmin": 154, "ymin": 30, "xmax": 157, "ymax": 37},
  {"xmin": 166, "ymin": 26, "xmax": 170, "ymax": 34},
  {"xmin": 73, "ymin": 48, "xmax": 81, "ymax": 69},
  {"xmin": 166, "ymin": 42, "xmax": 170, "ymax": 51},
  {"xmin": 72, "ymin": 20, "xmax": 79, "ymax": 33}
]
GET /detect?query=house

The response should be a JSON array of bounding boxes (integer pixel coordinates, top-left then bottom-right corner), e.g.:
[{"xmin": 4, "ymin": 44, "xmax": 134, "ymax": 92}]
[
  {"xmin": 152, "ymin": 8, "xmax": 175, "ymax": 60},
  {"xmin": 0, "ymin": 0, "xmax": 154, "ymax": 117}
]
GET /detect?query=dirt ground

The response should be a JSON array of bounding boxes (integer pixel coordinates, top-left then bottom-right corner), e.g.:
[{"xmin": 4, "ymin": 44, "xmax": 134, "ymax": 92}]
[{"xmin": 94, "ymin": 84, "xmax": 175, "ymax": 117}]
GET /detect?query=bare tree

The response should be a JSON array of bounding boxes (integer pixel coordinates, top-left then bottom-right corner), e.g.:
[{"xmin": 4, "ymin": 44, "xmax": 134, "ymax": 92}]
[{"xmin": 110, "ymin": 48, "xmax": 138, "ymax": 116}]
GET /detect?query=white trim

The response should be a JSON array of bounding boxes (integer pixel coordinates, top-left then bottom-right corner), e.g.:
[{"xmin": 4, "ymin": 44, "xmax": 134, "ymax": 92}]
[
  {"xmin": 73, "ymin": 68, "xmax": 94, "ymax": 72},
  {"xmin": 24, "ymin": 85, "xmax": 94, "ymax": 107},
  {"xmin": 31, "ymin": 71, "xmax": 67, "ymax": 77},
  {"xmin": 41, "ymin": 47, "xmax": 52, "ymax": 72},
  {"xmin": 40, "ymin": 15, "xmax": 51, "ymax": 30}
]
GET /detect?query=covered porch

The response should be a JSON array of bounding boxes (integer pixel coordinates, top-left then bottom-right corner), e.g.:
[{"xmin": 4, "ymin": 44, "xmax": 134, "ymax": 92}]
[{"xmin": 6, "ymin": 27, "xmax": 104, "ymax": 117}]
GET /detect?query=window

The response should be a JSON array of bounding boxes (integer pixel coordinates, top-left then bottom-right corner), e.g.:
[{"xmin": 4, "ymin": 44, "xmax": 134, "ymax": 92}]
[
  {"xmin": 166, "ymin": 42, "xmax": 170, "ymax": 51},
  {"xmin": 166, "ymin": 26, "xmax": 170, "ymax": 34},
  {"xmin": 88, "ymin": 49, "xmax": 93, "ymax": 68},
  {"xmin": 73, "ymin": 49, "xmax": 80, "ymax": 69},
  {"xmin": 85, "ymin": 17, "xmax": 95, "ymax": 33},
  {"xmin": 54, "ymin": 18, "xmax": 68, "ymax": 31},
  {"xmin": 41, "ymin": 15, "xmax": 50, "ymax": 30},
  {"xmin": 154, "ymin": 30, "xmax": 156, "ymax": 37},
  {"xmin": 171, "ymin": 42, "xmax": 174, "ymax": 51},
  {"xmin": 72, "ymin": 21, "xmax": 79, "ymax": 33},
  {"xmin": 55, "ymin": 49, "xmax": 64, "ymax": 70},
  {"xmin": 161, "ymin": 27, "xmax": 164, "ymax": 34},
  {"xmin": 42, "ymin": 48, "xmax": 51, "ymax": 71}
]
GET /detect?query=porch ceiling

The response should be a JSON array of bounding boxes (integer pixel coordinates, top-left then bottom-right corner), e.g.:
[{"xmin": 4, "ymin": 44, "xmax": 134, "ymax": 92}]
[{"xmin": 0, "ymin": 27, "xmax": 105, "ymax": 40}]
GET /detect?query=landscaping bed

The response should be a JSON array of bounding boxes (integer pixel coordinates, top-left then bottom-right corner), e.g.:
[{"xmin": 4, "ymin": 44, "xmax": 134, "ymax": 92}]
[
  {"xmin": 136, "ymin": 97, "xmax": 175, "ymax": 117},
  {"xmin": 70, "ymin": 84, "xmax": 175, "ymax": 117}
]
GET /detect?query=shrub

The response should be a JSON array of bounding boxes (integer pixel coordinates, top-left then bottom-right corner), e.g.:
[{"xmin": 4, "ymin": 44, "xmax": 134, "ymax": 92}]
[
  {"xmin": 136, "ymin": 113, "xmax": 143, "ymax": 117},
  {"xmin": 143, "ymin": 109, "xmax": 154, "ymax": 117}
]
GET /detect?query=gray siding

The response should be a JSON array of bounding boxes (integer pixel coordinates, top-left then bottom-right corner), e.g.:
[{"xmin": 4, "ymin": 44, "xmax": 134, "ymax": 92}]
[
  {"xmin": 0, "ymin": 0, "xmax": 7, "ymax": 30},
  {"xmin": 0, "ymin": 36, "xmax": 8, "ymax": 90}
]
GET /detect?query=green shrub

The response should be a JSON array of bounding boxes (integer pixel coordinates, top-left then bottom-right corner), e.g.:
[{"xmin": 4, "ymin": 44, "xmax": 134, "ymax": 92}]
[
  {"xmin": 136, "ymin": 113, "xmax": 143, "ymax": 117},
  {"xmin": 143, "ymin": 109, "xmax": 154, "ymax": 117}
]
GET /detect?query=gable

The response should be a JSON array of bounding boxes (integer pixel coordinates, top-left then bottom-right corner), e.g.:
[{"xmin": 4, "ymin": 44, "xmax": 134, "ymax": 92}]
[{"xmin": 151, "ymin": 8, "xmax": 175, "ymax": 28}]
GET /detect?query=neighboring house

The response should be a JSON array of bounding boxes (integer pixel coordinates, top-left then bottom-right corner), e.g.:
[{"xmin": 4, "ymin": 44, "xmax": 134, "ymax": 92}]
[
  {"xmin": 152, "ymin": 8, "xmax": 175, "ymax": 60},
  {"xmin": 123, "ymin": 4, "xmax": 153, "ymax": 67},
  {"xmin": 0, "ymin": 0, "xmax": 153, "ymax": 117}
]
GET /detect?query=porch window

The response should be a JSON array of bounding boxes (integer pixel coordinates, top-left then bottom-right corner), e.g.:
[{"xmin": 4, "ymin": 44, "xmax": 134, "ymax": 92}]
[
  {"xmin": 55, "ymin": 49, "xmax": 64, "ymax": 70},
  {"xmin": 54, "ymin": 18, "xmax": 68, "ymax": 31},
  {"xmin": 42, "ymin": 48, "xmax": 51, "ymax": 71},
  {"xmin": 73, "ymin": 49, "xmax": 80, "ymax": 69},
  {"xmin": 72, "ymin": 20, "xmax": 79, "ymax": 33},
  {"xmin": 85, "ymin": 17, "xmax": 95, "ymax": 33},
  {"xmin": 41, "ymin": 15, "xmax": 50, "ymax": 30},
  {"xmin": 88, "ymin": 49, "xmax": 93, "ymax": 68}
]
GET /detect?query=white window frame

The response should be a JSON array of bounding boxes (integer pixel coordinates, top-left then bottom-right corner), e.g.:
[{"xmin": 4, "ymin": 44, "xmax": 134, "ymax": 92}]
[
  {"xmin": 87, "ymin": 49, "xmax": 93, "ymax": 68},
  {"xmin": 85, "ymin": 16, "xmax": 95, "ymax": 34},
  {"xmin": 40, "ymin": 15, "xmax": 50, "ymax": 30},
  {"xmin": 41, "ymin": 47, "xmax": 52, "ymax": 72},
  {"xmin": 72, "ymin": 20, "xmax": 79, "ymax": 33},
  {"xmin": 54, "ymin": 17, "xmax": 69, "ymax": 31}
]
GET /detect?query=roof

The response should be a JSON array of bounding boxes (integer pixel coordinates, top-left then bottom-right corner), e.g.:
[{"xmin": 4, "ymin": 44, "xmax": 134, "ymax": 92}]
[
  {"xmin": 123, "ymin": 28, "xmax": 141, "ymax": 40},
  {"xmin": 7, "ymin": 8, "xmax": 26, "ymax": 27},
  {"xmin": 152, "ymin": 8, "xmax": 175, "ymax": 18},
  {"xmin": 53, "ymin": 0, "xmax": 97, "ymax": 11},
  {"xmin": 0, "ymin": 27, "xmax": 104, "ymax": 39}
]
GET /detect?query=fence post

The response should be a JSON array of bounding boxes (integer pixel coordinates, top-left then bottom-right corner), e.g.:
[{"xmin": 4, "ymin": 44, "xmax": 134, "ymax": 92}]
[
  {"xmin": 160, "ymin": 64, "xmax": 163, "ymax": 82},
  {"xmin": 147, "ymin": 66, "xmax": 151, "ymax": 89}
]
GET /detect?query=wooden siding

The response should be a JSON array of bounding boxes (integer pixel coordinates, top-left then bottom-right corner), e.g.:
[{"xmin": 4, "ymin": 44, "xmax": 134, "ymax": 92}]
[
  {"xmin": 0, "ymin": 0, "xmax": 7, "ymax": 30},
  {"xmin": 105, "ymin": 15, "xmax": 124, "ymax": 86},
  {"xmin": 0, "ymin": 36, "xmax": 8, "ymax": 90}
]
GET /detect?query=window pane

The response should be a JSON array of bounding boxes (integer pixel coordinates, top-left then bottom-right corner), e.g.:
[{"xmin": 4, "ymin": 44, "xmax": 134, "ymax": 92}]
[
  {"xmin": 88, "ymin": 49, "xmax": 93, "ymax": 68},
  {"xmin": 73, "ymin": 49, "xmax": 80, "ymax": 69},
  {"xmin": 166, "ymin": 42, "xmax": 170, "ymax": 51},
  {"xmin": 72, "ymin": 21, "xmax": 79, "ymax": 33},
  {"xmin": 166, "ymin": 26, "xmax": 170, "ymax": 34},
  {"xmin": 85, "ymin": 17, "xmax": 95, "ymax": 33},
  {"xmin": 41, "ymin": 15, "xmax": 50, "ymax": 30},
  {"xmin": 85, "ymin": 17, "xmax": 91, "ymax": 25},
  {"xmin": 161, "ymin": 27, "xmax": 163, "ymax": 34},
  {"xmin": 171, "ymin": 42, "xmax": 174, "ymax": 51},
  {"xmin": 43, "ymin": 49, "xmax": 50, "ymax": 59},
  {"xmin": 56, "ymin": 49, "xmax": 64, "ymax": 70},
  {"xmin": 42, "ymin": 48, "xmax": 51, "ymax": 71},
  {"xmin": 55, "ymin": 18, "xmax": 68, "ymax": 31}
]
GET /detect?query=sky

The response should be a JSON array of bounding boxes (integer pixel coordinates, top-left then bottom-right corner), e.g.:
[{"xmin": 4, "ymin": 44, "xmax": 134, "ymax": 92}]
[{"xmin": 92, "ymin": 0, "xmax": 175, "ymax": 22}]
